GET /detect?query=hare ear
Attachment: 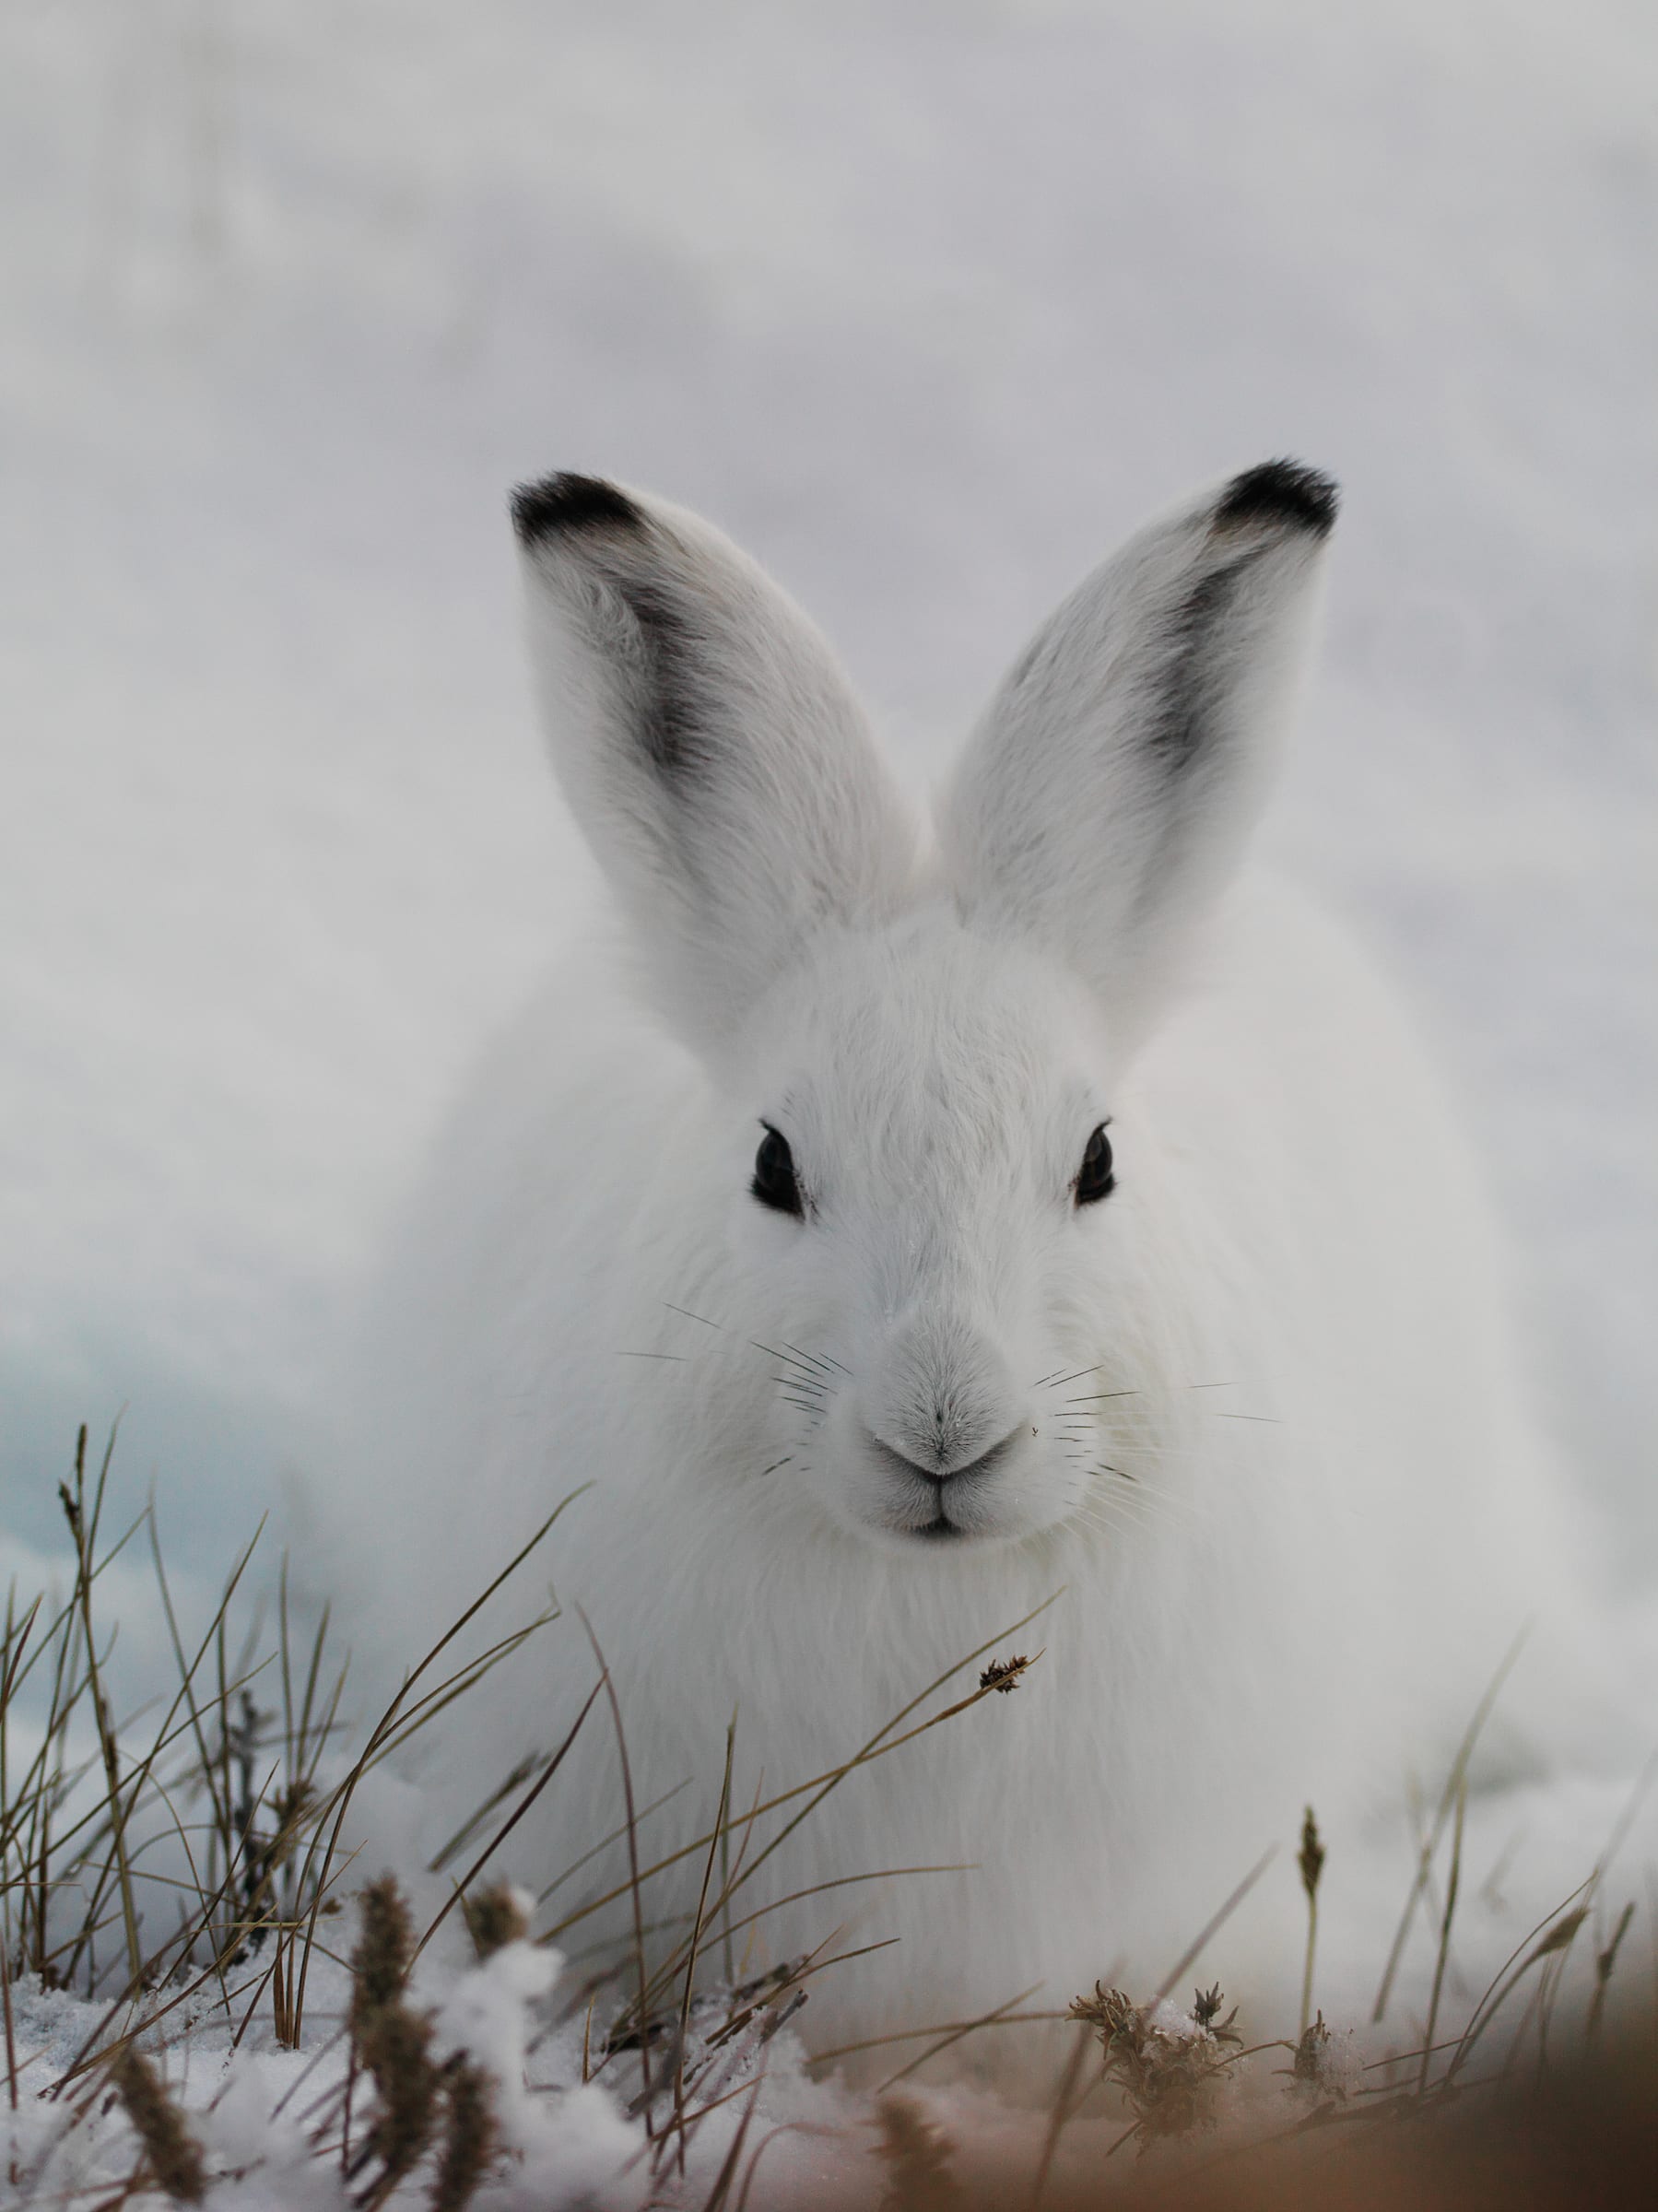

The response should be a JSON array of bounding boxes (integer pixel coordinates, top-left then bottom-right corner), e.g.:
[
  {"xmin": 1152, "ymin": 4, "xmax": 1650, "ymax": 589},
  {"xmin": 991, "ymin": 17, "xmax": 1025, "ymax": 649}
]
[
  {"xmin": 513, "ymin": 474, "xmax": 918, "ymax": 1052},
  {"xmin": 939, "ymin": 461, "xmax": 1337, "ymax": 1047}
]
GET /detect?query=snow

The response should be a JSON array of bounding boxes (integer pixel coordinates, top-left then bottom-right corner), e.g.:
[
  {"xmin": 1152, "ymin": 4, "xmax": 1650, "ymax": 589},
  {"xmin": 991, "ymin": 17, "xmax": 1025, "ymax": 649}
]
[
  {"xmin": 0, "ymin": 1932, "xmax": 878, "ymax": 2209},
  {"xmin": 7, "ymin": 1792, "xmax": 1654, "ymax": 2209},
  {"xmin": 2, "ymin": 0, "xmax": 1654, "ymax": 2201}
]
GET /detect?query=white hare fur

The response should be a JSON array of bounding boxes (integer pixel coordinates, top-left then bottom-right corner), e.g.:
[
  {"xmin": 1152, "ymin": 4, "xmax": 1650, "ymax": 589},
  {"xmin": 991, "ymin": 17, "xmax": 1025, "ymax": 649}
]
[{"xmin": 331, "ymin": 463, "xmax": 1584, "ymax": 2083}]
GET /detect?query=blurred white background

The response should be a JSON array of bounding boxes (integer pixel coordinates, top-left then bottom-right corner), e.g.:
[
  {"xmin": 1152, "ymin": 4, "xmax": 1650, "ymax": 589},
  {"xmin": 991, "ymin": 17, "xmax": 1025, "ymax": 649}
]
[{"xmin": 2, "ymin": 0, "xmax": 1652, "ymax": 1580}]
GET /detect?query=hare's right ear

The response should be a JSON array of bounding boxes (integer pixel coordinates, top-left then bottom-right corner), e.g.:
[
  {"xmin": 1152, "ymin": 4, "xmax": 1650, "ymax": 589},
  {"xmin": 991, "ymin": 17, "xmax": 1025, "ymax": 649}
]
[{"xmin": 513, "ymin": 474, "xmax": 918, "ymax": 1053}]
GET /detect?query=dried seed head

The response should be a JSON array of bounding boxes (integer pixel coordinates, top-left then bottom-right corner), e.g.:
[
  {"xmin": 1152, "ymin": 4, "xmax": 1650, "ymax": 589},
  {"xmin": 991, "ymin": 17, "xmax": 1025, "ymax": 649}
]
[
  {"xmin": 351, "ymin": 1875, "xmax": 416, "ymax": 2035},
  {"xmin": 1192, "ymin": 1984, "xmax": 1239, "ymax": 2040},
  {"xmin": 1290, "ymin": 2011, "xmax": 1360, "ymax": 2101},
  {"xmin": 1298, "ymin": 1806, "xmax": 1325, "ymax": 1901},
  {"xmin": 875, "ymin": 2092, "xmax": 958, "ymax": 2212},
  {"xmin": 463, "ymin": 1882, "xmax": 530, "ymax": 1959},
  {"xmin": 110, "ymin": 2046, "xmax": 206, "ymax": 2205},
  {"xmin": 978, "ymin": 1653, "xmax": 1031, "ymax": 1695},
  {"xmin": 1069, "ymin": 1983, "xmax": 1242, "ymax": 2151},
  {"xmin": 1069, "ymin": 1983, "xmax": 1139, "ymax": 2041},
  {"xmin": 360, "ymin": 2004, "xmax": 439, "ymax": 2183},
  {"xmin": 430, "ymin": 2059, "xmax": 498, "ymax": 2212},
  {"xmin": 1527, "ymin": 1905, "xmax": 1590, "ymax": 1964},
  {"xmin": 349, "ymin": 1875, "xmax": 442, "ymax": 2186},
  {"xmin": 1595, "ymin": 1901, "xmax": 1636, "ymax": 1987},
  {"xmin": 1292, "ymin": 2011, "xmax": 1331, "ymax": 2084}
]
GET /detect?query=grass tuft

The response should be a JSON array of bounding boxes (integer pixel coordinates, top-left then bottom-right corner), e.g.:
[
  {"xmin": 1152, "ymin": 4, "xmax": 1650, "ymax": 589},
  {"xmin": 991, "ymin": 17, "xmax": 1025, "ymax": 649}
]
[{"xmin": 1, "ymin": 1422, "xmax": 1652, "ymax": 2210}]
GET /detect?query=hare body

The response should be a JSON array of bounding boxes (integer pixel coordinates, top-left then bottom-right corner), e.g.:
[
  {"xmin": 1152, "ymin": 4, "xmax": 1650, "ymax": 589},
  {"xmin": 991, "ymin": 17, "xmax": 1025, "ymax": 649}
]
[{"xmin": 330, "ymin": 465, "xmax": 1582, "ymax": 2079}]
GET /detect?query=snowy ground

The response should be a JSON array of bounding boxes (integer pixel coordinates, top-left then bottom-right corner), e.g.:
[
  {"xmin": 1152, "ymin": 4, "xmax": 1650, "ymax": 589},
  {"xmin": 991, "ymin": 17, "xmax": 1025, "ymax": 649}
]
[
  {"xmin": 3, "ymin": 1762, "xmax": 1655, "ymax": 2209},
  {"xmin": 2, "ymin": 0, "xmax": 1655, "ymax": 2201}
]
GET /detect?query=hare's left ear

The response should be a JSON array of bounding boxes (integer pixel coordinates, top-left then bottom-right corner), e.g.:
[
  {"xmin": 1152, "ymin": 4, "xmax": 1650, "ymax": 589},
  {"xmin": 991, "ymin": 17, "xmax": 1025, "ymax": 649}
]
[
  {"xmin": 939, "ymin": 461, "xmax": 1337, "ymax": 1047},
  {"xmin": 514, "ymin": 474, "xmax": 919, "ymax": 1054}
]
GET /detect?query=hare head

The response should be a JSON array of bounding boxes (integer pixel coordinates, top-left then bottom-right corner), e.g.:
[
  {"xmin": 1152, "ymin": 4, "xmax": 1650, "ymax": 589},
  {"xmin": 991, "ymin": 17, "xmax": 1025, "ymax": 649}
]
[{"xmin": 513, "ymin": 463, "xmax": 1335, "ymax": 1552}]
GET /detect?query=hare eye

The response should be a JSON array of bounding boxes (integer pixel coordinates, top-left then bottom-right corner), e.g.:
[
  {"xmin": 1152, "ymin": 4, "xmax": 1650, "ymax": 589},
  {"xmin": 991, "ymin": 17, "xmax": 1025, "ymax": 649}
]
[
  {"xmin": 752, "ymin": 1124, "xmax": 804, "ymax": 1218},
  {"xmin": 1075, "ymin": 1123, "xmax": 1115, "ymax": 1207}
]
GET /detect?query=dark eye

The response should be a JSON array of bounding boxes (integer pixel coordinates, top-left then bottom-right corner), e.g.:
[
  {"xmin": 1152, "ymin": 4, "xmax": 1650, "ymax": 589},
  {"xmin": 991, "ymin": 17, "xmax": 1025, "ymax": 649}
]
[
  {"xmin": 1075, "ymin": 1123, "xmax": 1114, "ymax": 1206},
  {"xmin": 751, "ymin": 1124, "xmax": 804, "ymax": 1218}
]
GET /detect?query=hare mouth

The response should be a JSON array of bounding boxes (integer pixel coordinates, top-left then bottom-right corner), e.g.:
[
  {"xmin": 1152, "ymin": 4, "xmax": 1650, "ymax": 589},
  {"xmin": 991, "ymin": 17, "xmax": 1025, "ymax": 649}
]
[{"xmin": 862, "ymin": 1427, "xmax": 1023, "ymax": 1540}]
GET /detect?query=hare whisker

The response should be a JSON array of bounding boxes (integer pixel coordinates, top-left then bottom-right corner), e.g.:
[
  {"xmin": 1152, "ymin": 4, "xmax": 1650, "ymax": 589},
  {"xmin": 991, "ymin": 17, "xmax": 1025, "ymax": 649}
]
[
  {"xmin": 1089, "ymin": 1469, "xmax": 1204, "ymax": 1528},
  {"xmin": 751, "ymin": 1338, "xmax": 844, "ymax": 1389},
  {"xmin": 780, "ymin": 1340, "xmax": 843, "ymax": 1378},
  {"xmin": 1072, "ymin": 1500, "xmax": 1147, "ymax": 1544},
  {"xmin": 1075, "ymin": 1488, "xmax": 1163, "ymax": 1539},
  {"xmin": 664, "ymin": 1301, "xmax": 727, "ymax": 1331}
]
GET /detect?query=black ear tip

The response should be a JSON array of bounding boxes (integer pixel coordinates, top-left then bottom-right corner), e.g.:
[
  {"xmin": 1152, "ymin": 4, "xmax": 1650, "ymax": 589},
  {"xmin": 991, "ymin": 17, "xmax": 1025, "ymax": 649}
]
[
  {"xmin": 510, "ymin": 472, "xmax": 644, "ymax": 546},
  {"xmin": 1214, "ymin": 459, "xmax": 1339, "ymax": 537}
]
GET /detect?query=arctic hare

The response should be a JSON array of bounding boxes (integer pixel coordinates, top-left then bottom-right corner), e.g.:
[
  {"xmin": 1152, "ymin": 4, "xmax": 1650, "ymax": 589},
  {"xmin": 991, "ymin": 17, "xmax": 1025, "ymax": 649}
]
[{"xmin": 335, "ymin": 461, "xmax": 1578, "ymax": 2077}]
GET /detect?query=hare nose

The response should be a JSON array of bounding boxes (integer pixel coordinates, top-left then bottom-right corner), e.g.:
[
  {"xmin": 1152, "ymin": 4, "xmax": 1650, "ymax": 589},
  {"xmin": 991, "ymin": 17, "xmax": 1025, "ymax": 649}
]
[
  {"xmin": 933, "ymin": 1421, "xmax": 1024, "ymax": 1483},
  {"xmin": 869, "ymin": 1307, "xmax": 1023, "ymax": 1476},
  {"xmin": 864, "ymin": 1419, "xmax": 1025, "ymax": 1485}
]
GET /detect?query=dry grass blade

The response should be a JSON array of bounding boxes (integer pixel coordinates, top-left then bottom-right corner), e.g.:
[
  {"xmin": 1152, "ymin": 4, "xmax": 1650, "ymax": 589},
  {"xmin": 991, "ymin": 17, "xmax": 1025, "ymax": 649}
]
[
  {"xmin": 1439, "ymin": 1887, "xmax": 1592, "ymax": 2088},
  {"xmin": 63, "ymin": 1425, "xmax": 143, "ymax": 1987},
  {"xmin": 706, "ymin": 1623, "xmax": 1052, "ymax": 1922},
  {"xmin": 718, "ymin": 1711, "xmax": 737, "ymax": 1986},
  {"xmin": 1028, "ymin": 2020, "xmax": 1095, "ymax": 2209},
  {"xmin": 1430, "ymin": 1751, "xmax": 1658, "ymax": 2095},
  {"xmin": 575, "ymin": 1606, "xmax": 655, "ymax": 2130},
  {"xmin": 695, "ymin": 2067, "xmax": 766, "ymax": 2212},
  {"xmin": 287, "ymin": 1489, "xmax": 585, "ymax": 2042},
  {"xmin": 415, "ymin": 1675, "xmax": 604, "ymax": 1963},
  {"xmin": 549, "ymin": 1597, "xmax": 1059, "ymax": 1951},
  {"xmin": 811, "ymin": 2006, "xmax": 1066, "ymax": 2068},
  {"xmin": 1586, "ymin": 1900, "xmax": 1636, "ymax": 2045},
  {"xmin": 670, "ymin": 1717, "xmax": 737, "ymax": 2171},
  {"xmin": 1372, "ymin": 1624, "xmax": 1530, "ymax": 2023},
  {"xmin": 876, "ymin": 1983, "xmax": 1044, "ymax": 2092},
  {"xmin": 1417, "ymin": 1773, "xmax": 1466, "ymax": 2095},
  {"xmin": 1155, "ymin": 1845, "xmax": 1277, "ymax": 2001},
  {"xmin": 1298, "ymin": 1805, "xmax": 1324, "ymax": 2041},
  {"xmin": 707, "ymin": 1865, "xmax": 973, "ymax": 1974}
]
